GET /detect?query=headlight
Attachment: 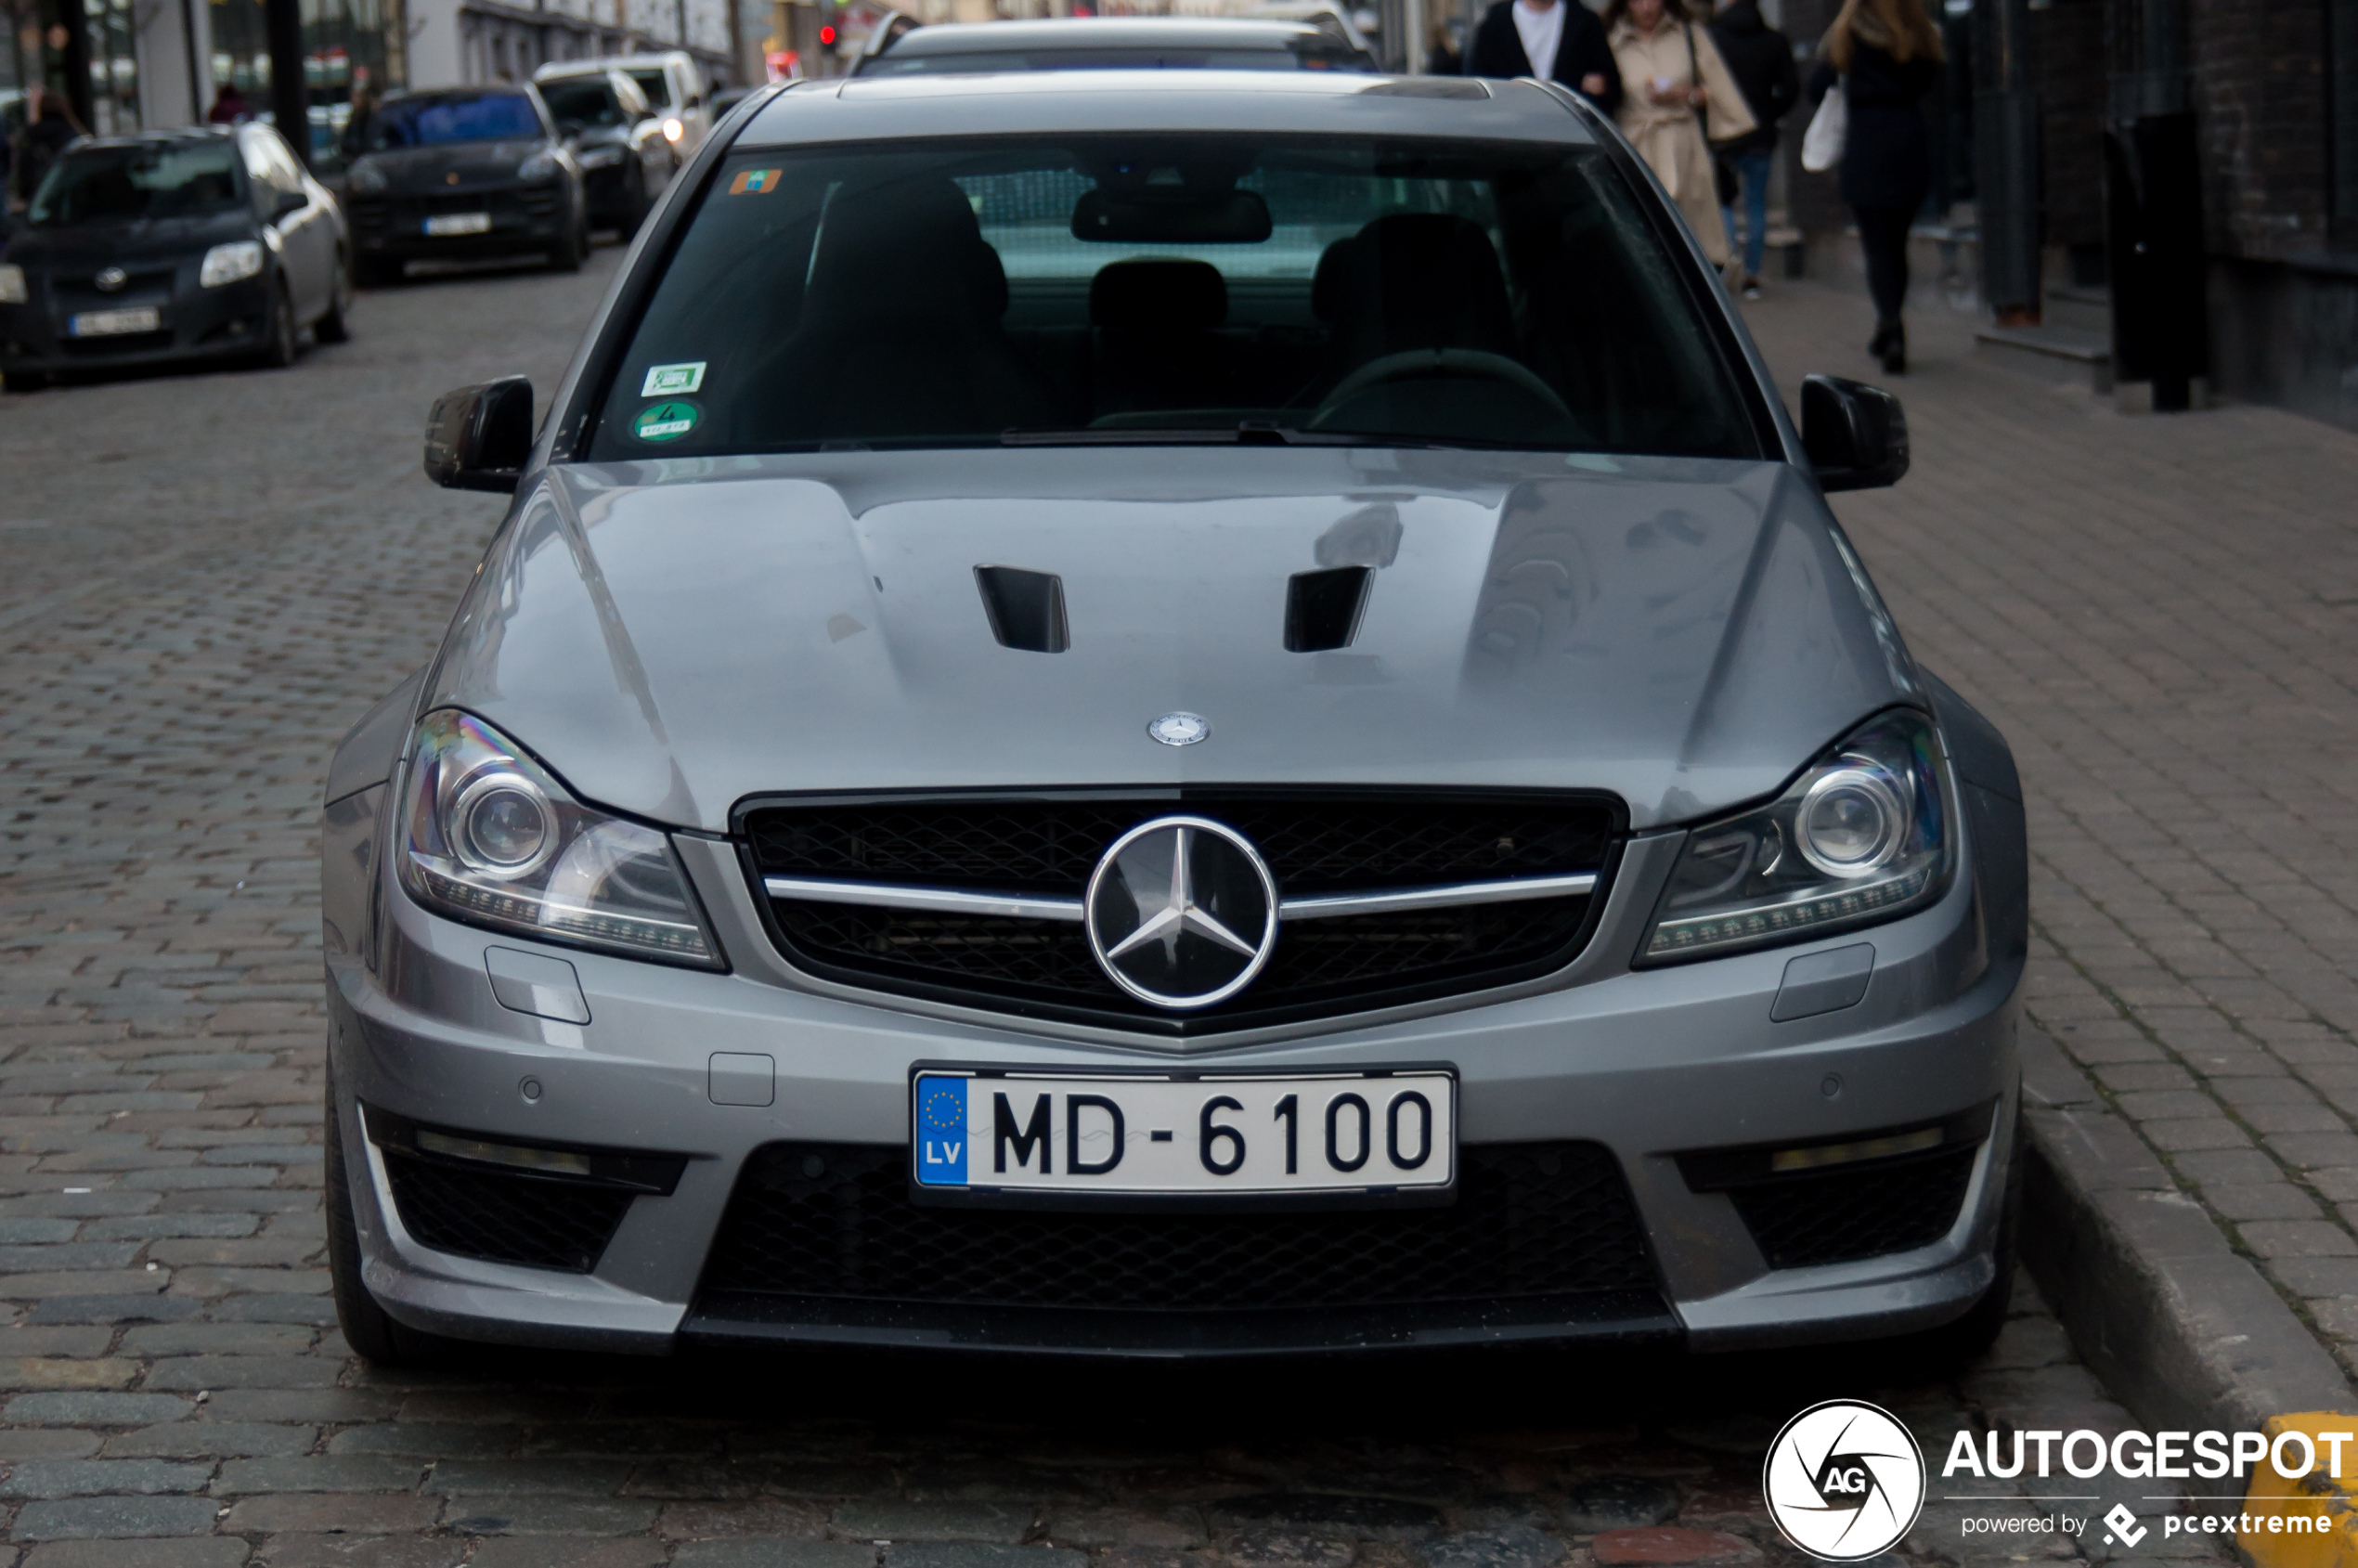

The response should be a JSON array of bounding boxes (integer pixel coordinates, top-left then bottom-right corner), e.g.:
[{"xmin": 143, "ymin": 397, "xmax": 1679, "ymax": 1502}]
[
  {"xmin": 518, "ymin": 150, "xmax": 559, "ymax": 182},
  {"xmin": 576, "ymin": 146, "xmax": 625, "ymax": 169},
  {"xmin": 200, "ymin": 241, "xmax": 265, "ymax": 289},
  {"xmin": 396, "ymin": 710, "xmax": 720, "ymax": 967},
  {"xmin": 1639, "ymin": 708, "xmax": 1951, "ymax": 964},
  {"xmin": 346, "ymin": 162, "xmax": 388, "ymax": 192},
  {"xmin": 661, "ymin": 117, "xmax": 683, "ymax": 142},
  {"xmin": 0, "ymin": 265, "xmax": 25, "ymax": 305}
]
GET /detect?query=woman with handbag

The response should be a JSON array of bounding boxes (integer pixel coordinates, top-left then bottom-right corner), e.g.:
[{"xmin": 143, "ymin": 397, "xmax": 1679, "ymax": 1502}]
[
  {"xmin": 1603, "ymin": 0, "xmax": 1755, "ymax": 271},
  {"xmin": 1805, "ymin": 0, "xmax": 1943, "ymax": 372}
]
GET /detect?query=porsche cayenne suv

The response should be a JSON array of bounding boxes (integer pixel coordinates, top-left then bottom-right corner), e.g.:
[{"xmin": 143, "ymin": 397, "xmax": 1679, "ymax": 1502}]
[{"xmin": 320, "ymin": 71, "xmax": 2028, "ymax": 1364}]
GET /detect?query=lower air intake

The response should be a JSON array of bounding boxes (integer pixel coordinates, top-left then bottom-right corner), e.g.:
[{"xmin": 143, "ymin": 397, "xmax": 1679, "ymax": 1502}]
[
  {"xmin": 698, "ymin": 1139, "xmax": 1655, "ymax": 1311},
  {"xmin": 1729, "ymin": 1145, "xmax": 1979, "ymax": 1269},
  {"xmin": 382, "ymin": 1152, "xmax": 633, "ymax": 1274}
]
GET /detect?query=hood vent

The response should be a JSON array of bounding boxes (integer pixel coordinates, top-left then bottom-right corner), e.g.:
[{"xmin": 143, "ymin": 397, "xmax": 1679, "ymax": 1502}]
[
  {"xmin": 974, "ymin": 565, "xmax": 1069, "ymax": 654},
  {"xmin": 1285, "ymin": 565, "xmax": 1373, "ymax": 653}
]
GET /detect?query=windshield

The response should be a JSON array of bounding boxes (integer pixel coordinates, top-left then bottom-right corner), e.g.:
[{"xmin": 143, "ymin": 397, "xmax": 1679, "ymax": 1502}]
[
  {"xmin": 29, "ymin": 141, "xmax": 243, "ymax": 227},
  {"xmin": 541, "ymin": 77, "xmax": 626, "ymax": 127},
  {"xmin": 589, "ymin": 135, "xmax": 1756, "ymax": 460},
  {"xmin": 863, "ymin": 45, "xmax": 1367, "ymax": 73},
  {"xmin": 370, "ymin": 93, "xmax": 541, "ymax": 149},
  {"xmin": 628, "ymin": 71, "xmax": 672, "ymax": 109}
]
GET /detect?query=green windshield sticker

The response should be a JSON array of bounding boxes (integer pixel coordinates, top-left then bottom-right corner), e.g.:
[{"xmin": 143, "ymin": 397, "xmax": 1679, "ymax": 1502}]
[
  {"xmin": 634, "ymin": 400, "xmax": 701, "ymax": 443},
  {"xmin": 641, "ymin": 361, "xmax": 706, "ymax": 396}
]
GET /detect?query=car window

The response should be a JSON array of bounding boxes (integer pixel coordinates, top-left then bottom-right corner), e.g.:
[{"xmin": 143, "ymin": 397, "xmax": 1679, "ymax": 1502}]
[
  {"xmin": 628, "ymin": 71, "xmax": 671, "ymax": 109},
  {"xmin": 370, "ymin": 93, "xmax": 542, "ymax": 149},
  {"xmin": 28, "ymin": 140, "xmax": 245, "ymax": 227},
  {"xmin": 540, "ymin": 76, "xmax": 626, "ymax": 127},
  {"xmin": 862, "ymin": 45, "xmax": 1366, "ymax": 73},
  {"xmin": 589, "ymin": 135, "xmax": 1756, "ymax": 461}
]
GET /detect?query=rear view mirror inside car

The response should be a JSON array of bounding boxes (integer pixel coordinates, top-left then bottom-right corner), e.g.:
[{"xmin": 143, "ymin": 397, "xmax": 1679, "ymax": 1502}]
[{"xmin": 1071, "ymin": 188, "xmax": 1273, "ymax": 244}]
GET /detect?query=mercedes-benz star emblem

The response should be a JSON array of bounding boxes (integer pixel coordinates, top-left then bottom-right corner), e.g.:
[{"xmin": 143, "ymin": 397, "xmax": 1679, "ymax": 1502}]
[
  {"xmin": 1085, "ymin": 816, "xmax": 1277, "ymax": 1009},
  {"xmin": 1147, "ymin": 712, "xmax": 1210, "ymax": 746},
  {"xmin": 94, "ymin": 266, "xmax": 127, "ymax": 292}
]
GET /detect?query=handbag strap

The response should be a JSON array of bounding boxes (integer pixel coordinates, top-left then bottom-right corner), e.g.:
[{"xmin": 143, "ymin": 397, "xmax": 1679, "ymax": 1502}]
[{"xmin": 1683, "ymin": 22, "xmax": 1711, "ymax": 136}]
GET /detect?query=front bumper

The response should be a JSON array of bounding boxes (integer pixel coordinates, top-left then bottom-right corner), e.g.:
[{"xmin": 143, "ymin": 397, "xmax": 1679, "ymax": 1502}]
[
  {"xmin": 345, "ymin": 183, "xmax": 572, "ymax": 263},
  {"xmin": 0, "ymin": 275, "xmax": 275, "ymax": 374},
  {"xmin": 323, "ymin": 784, "xmax": 2022, "ymax": 1358}
]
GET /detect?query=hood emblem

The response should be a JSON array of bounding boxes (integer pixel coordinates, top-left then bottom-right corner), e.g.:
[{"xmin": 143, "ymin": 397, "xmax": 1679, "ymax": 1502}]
[
  {"xmin": 446, "ymin": 172, "xmax": 461, "ymax": 185},
  {"xmin": 1147, "ymin": 711, "xmax": 1210, "ymax": 747},
  {"xmin": 1085, "ymin": 816, "xmax": 1278, "ymax": 1010},
  {"xmin": 94, "ymin": 266, "xmax": 127, "ymax": 292}
]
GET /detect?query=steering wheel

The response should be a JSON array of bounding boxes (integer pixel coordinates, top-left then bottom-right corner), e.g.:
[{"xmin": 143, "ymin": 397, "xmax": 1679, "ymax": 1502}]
[{"xmin": 1309, "ymin": 348, "xmax": 1582, "ymax": 442}]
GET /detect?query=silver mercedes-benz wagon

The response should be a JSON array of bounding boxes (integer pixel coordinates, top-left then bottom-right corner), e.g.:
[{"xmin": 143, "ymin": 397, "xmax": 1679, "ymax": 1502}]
[{"xmin": 320, "ymin": 69, "xmax": 2028, "ymax": 1364}]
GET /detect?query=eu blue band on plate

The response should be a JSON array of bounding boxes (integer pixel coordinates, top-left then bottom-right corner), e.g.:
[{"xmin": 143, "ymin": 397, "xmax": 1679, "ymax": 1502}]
[{"xmin": 914, "ymin": 1075, "xmax": 967, "ymax": 1186}]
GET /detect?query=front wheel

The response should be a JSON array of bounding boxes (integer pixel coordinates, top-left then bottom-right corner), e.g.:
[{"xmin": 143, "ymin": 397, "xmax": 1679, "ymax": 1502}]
[
  {"xmin": 313, "ymin": 255, "xmax": 354, "ymax": 344},
  {"xmin": 548, "ymin": 209, "xmax": 587, "ymax": 273},
  {"xmin": 324, "ymin": 1068, "xmax": 462, "ymax": 1368},
  {"xmin": 3, "ymin": 369, "xmax": 47, "ymax": 394},
  {"xmin": 255, "ymin": 283, "xmax": 298, "ymax": 369}
]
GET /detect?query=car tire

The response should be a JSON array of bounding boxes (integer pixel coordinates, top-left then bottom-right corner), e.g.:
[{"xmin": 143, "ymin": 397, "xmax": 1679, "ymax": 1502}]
[
  {"xmin": 622, "ymin": 167, "xmax": 650, "ymax": 236},
  {"xmin": 256, "ymin": 283, "xmax": 299, "ymax": 369},
  {"xmin": 313, "ymin": 254, "xmax": 354, "ymax": 344},
  {"xmin": 2, "ymin": 369, "xmax": 46, "ymax": 394},
  {"xmin": 323, "ymin": 1065, "xmax": 462, "ymax": 1368},
  {"xmin": 550, "ymin": 208, "xmax": 587, "ymax": 273}
]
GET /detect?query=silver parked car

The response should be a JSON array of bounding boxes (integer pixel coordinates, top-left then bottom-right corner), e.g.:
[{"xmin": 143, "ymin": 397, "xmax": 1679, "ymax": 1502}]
[{"xmin": 321, "ymin": 71, "xmax": 2027, "ymax": 1364}]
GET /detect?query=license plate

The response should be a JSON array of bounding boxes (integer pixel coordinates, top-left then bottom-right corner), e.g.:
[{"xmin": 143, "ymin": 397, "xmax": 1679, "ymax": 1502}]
[
  {"xmin": 423, "ymin": 213, "xmax": 491, "ymax": 236},
  {"xmin": 68, "ymin": 306, "xmax": 160, "ymax": 337},
  {"xmin": 911, "ymin": 1066, "xmax": 1456, "ymax": 1199}
]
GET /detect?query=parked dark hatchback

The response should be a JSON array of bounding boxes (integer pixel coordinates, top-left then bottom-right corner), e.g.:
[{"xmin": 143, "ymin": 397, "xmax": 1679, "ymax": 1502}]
[
  {"xmin": 343, "ymin": 87, "xmax": 590, "ymax": 283},
  {"xmin": 0, "ymin": 123, "xmax": 350, "ymax": 391}
]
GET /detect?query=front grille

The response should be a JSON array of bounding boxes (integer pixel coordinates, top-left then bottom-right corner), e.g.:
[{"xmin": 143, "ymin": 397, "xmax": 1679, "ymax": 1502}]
[
  {"xmin": 1729, "ymin": 1146, "xmax": 1979, "ymax": 1269},
  {"xmin": 347, "ymin": 196, "xmax": 388, "ymax": 234},
  {"xmin": 383, "ymin": 1152, "xmax": 634, "ymax": 1273},
  {"xmin": 700, "ymin": 1140, "xmax": 1655, "ymax": 1312},
  {"xmin": 745, "ymin": 792, "xmax": 1618, "ymax": 1030}
]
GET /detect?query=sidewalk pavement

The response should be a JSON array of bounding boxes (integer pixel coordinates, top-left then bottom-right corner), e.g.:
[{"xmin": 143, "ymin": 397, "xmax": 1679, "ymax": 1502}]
[{"xmin": 1744, "ymin": 279, "xmax": 2358, "ymax": 1390}]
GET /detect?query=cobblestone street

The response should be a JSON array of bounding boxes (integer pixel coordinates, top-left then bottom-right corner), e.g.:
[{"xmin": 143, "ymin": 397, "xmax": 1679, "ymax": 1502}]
[{"xmin": 0, "ymin": 259, "xmax": 2288, "ymax": 1568}]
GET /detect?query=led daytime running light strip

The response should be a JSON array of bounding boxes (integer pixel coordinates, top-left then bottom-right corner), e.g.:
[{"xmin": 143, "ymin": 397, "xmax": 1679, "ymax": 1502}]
[
  {"xmin": 1645, "ymin": 863, "xmax": 1933, "ymax": 957},
  {"xmin": 417, "ymin": 863, "xmax": 709, "ymax": 956}
]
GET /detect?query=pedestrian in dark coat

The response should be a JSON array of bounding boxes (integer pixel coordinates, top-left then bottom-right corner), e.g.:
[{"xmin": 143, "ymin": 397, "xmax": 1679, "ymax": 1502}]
[
  {"xmin": 14, "ymin": 92, "xmax": 81, "ymax": 206},
  {"xmin": 1806, "ymin": 0, "xmax": 1941, "ymax": 372},
  {"xmin": 1468, "ymin": 0, "xmax": 1624, "ymax": 114},
  {"xmin": 1709, "ymin": 0, "xmax": 1797, "ymax": 295}
]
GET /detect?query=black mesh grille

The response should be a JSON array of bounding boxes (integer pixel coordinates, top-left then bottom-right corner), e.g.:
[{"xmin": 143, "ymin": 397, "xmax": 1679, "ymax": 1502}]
[
  {"xmin": 383, "ymin": 1153, "xmax": 634, "ymax": 1274},
  {"xmin": 747, "ymin": 797, "xmax": 1611, "ymax": 894},
  {"xmin": 699, "ymin": 1140, "xmax": 1654, "ymax": 1311},
  {"xmin": 745, "ymin": 793, "xmax": 1616, "ymax": 1028},
  {"xmin": 1729, "ymin": 1147, "xmax": 1978, "ymax": 1269}
]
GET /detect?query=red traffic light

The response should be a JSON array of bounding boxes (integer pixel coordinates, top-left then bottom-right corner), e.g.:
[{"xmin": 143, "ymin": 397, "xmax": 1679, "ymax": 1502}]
[{"xmin": 819, "ymin": 23, "xmax": 836, "ymax": 45}]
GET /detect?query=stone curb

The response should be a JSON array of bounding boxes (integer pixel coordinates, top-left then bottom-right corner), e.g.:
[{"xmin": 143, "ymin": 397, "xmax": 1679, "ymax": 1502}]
[
  {"xmin": 2016, "ymin": 1026, "xmax": 2358, "ymax": 1434},
  {"xmin": 2015, "ymin": 1028, "xmax": 2358, "ymax": 1568}
]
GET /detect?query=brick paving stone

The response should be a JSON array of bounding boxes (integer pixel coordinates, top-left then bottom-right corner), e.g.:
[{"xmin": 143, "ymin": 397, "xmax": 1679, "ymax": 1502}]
[
  {"xmin": 9, "ymin": 1494, "xmax": 220, "ymax": 1538},
  {"xmin": 1588, "ymin": 1530, "xmax": 1758, "ymax": 1566},
  {"xmin": 19, "ymin": 1541, "xmax": 252, "ymax": 1568},
  {"xmin": 263, "ymin": 1540, "xmax": 466, "ymax": 1568},
  {"xmin": 675, "ymin": 1546, "xmax": 882, "ymax": 1568}
]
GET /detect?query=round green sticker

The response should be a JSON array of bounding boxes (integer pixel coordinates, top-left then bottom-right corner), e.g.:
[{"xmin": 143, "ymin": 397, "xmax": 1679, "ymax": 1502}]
[{"xmin": 634, "ymin": 400, "xmax": 701, "ymax": 443}]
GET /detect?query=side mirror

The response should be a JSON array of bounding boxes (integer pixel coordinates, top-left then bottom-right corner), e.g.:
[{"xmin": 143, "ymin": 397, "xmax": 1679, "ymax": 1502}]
[
  {"xmin": 1800, "ymin": 374, "xmax": 1909, "ymax": 491},
  {"xmin": 274, "ymin": 187, "xmax": 307, "ymax": 218},
  {"xmin": 424, "ymin": 376, "xmax": 534, "ymax": 492}
]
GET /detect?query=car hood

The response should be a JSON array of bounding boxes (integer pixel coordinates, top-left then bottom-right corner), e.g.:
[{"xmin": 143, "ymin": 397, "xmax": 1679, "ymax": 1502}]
[
  {"xmin": 8, "ymin": 210, "xmax": 256, "ymax": 268},
  {"xmin": 356, "ymin": 139, "xmax": 543, "ymax": 188},
  {"xmin": 423, "ymin": 448, "xmax": 1921, "ymax": 835}
]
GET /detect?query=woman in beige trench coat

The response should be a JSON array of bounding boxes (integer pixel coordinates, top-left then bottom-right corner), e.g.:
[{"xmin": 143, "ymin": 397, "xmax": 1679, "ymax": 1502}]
[{"xmin": 1603, "ymin": 0, "xmax": 1756, "ymax": 267}]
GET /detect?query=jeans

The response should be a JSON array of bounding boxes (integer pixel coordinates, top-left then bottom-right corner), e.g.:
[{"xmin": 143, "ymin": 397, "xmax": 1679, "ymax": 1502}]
[{"xmin": 1717, "ymin": 149, "xmax": 1773, "ymax": 279}]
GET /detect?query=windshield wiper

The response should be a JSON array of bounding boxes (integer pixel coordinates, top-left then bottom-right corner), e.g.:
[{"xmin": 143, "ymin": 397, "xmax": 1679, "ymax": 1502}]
[{"xmin": 1001, "ymin": 421, "xmax": 1408, "ymax": 447}]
